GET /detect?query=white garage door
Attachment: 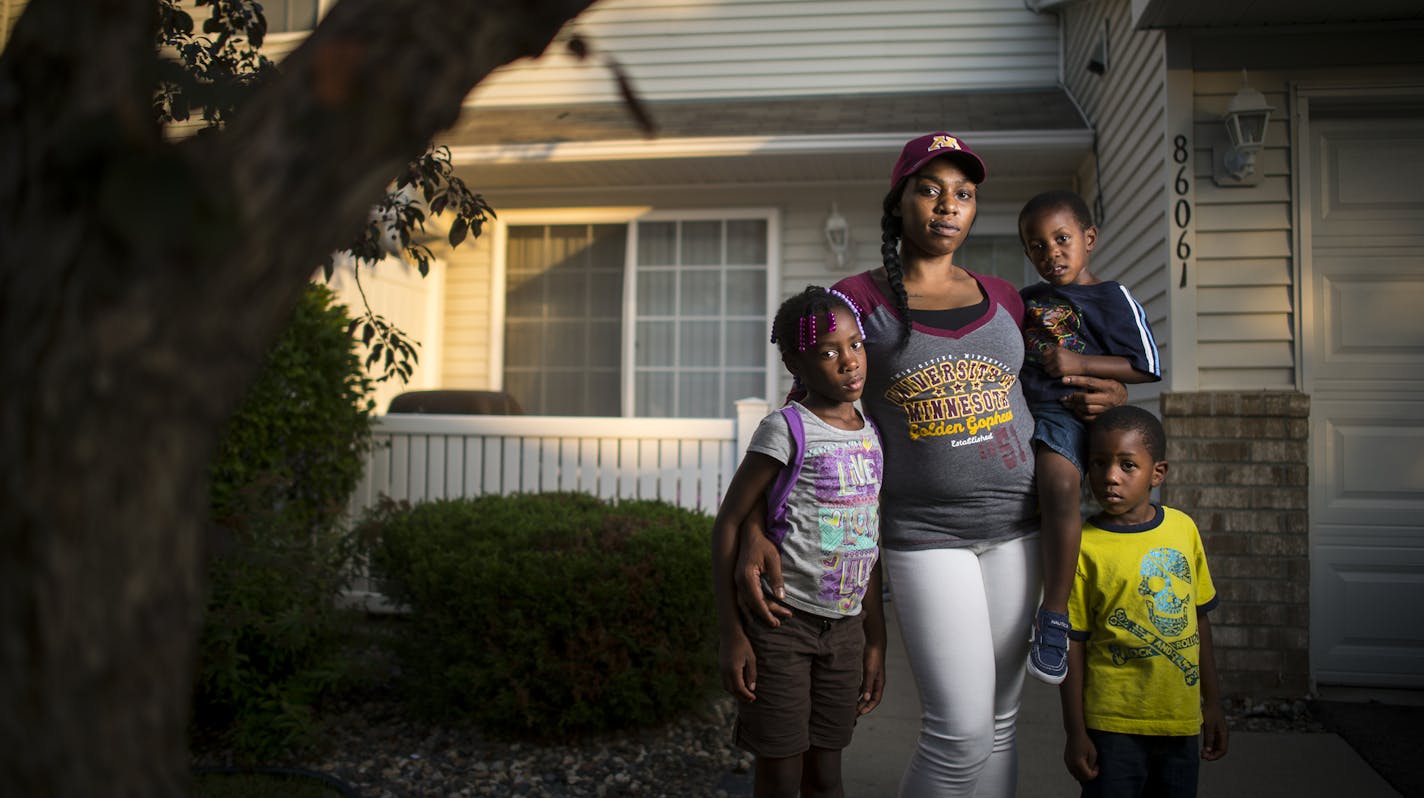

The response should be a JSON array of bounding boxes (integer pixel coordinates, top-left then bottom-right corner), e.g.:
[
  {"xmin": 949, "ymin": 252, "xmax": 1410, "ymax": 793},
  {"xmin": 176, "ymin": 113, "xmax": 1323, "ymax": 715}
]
[{"xmin": 1305, "ymin": 97, "xmax": 1424, "ymax": 686}]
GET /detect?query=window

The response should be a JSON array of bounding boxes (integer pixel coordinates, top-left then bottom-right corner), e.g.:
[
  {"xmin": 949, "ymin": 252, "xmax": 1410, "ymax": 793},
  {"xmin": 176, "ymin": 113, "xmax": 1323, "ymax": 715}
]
[
  {"xmin": 262, "ymin": 0, "xmax": 320, "ymax": 34},
  {"xmin": 957, "ymin": 235, "xmax": 1034, "ymax": 287},
  {"xmin": 503, "ymin": 224, "xmax": 625, "ymax": 416},
  {"xmin": 633, "ymin": 218, "xmax": 768, "ymax": 417},
  {"xmin": 501, "ymin": 212, "xmax": 773, "ymax": 418}
]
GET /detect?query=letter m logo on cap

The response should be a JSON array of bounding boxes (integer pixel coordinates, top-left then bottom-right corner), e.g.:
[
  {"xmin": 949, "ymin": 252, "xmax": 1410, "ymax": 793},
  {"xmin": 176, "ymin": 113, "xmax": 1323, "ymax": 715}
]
[{"xmin": 929, "ymin": 135, "xmax": 963, "ymax": 152}]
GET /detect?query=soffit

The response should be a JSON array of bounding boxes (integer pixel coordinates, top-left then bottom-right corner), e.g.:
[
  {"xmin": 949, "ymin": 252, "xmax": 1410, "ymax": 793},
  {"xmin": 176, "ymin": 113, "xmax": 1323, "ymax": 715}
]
[
  {"xmin": 1132, "ymin": 0, "xmax": 1424, "ymax": 29},
  {"xmin": 442, "ymin": 89, "xmax": 1094, "ymax": 192}
]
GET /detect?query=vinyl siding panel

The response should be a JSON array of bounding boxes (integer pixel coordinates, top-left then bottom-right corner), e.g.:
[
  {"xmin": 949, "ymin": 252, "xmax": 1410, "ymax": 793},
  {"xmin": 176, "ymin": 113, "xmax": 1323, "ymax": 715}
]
[
  {"xmin": 1197, "ymin": 257, "xmax": 1291, "ymax": 288},
  {"xmin": 1194, "ymin": 314, "xmax": 1292, "ymax": 343},
  {"xmin": 1, "ymin": 0, "xmax": 24, "ymax": 46},
  {"xmin": 1198, "ymin": 286, "xmax": 1292, "ymax": 316},
  {"xmin": 468, "ymin": 0, "xmax": 1063, "ymax": 106},
  {"xmin": 1194, "ymin": 202, "xmax": 1291, "ymax": 233},
  {"xmin": 440, "ymin": 231, "xmax": 495, "ymax": 390},
  {"xmin": 1061, "ymin": 0, "xmax": 1169, "ymax": 402},
  {"xmin": 1199, "ymin": 366, "xmax": 1294, "ymax": 388},
  {"xmin": 1195, "ymin": 229, "xmax": 1292, "ymax": 260},
  {"xmin": 1197, "ymin": 341, "xmax": 1294, "ymax": 368},
  {"xmin": 1190, "ymin": 69, "xmax": 1296, "ymax": 388}
]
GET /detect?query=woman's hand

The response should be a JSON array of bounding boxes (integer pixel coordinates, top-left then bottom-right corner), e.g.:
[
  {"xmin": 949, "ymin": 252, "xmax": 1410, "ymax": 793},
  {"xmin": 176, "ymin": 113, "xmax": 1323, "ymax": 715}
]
[
  {"xmin": 735, "ymin": 527, "xmax": 792, "ymax": 627},
  {"xmin": 1058, "ymin": 374, "xmax": 1127, "ymax": 422}
]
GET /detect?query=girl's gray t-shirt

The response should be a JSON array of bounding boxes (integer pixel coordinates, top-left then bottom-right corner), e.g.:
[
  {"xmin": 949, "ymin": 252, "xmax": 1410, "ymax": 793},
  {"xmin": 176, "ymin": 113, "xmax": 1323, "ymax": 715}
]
[{"xmin": 747, "ymin": 402, "xmax": 883, "ymax": 618}]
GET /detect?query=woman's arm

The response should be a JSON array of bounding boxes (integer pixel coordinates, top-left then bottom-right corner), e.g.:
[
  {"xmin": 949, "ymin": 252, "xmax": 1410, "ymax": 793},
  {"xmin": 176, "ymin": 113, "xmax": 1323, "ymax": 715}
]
[{"xmin": 736, "ymin": 506, "xmax": 792, "ymax": 627}]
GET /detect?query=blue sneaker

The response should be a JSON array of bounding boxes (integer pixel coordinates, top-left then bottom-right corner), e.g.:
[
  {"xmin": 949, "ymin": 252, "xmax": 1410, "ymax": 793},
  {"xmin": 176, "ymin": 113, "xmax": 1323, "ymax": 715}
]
[{"xmin": 1027, "ymin": 607, "xmax": 1070, "ymax": 684}]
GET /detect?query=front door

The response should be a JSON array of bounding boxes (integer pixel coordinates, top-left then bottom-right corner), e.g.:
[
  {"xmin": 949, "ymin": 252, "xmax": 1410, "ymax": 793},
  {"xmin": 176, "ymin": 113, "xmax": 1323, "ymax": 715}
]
[{"xmin": 1304, "ymin": 93, "xmax": 1424, "ymax": 686}]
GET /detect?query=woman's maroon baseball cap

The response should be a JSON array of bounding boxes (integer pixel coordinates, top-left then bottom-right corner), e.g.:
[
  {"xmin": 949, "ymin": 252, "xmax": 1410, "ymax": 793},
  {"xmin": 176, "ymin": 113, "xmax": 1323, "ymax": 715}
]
[{"xmin": 890, "ymin": 132, "xmax": 987, "ymax": 187}]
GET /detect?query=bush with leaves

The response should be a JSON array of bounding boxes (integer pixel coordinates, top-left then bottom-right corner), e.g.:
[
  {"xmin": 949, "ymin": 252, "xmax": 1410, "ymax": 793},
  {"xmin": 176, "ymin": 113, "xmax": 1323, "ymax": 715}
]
[
  {"xmin": 194, "ymin": 283, "xmax": 375, "ymax": 759},
  {"xmin": 365, "ymin": 492, "xmax": 717, "ymax": 739}
]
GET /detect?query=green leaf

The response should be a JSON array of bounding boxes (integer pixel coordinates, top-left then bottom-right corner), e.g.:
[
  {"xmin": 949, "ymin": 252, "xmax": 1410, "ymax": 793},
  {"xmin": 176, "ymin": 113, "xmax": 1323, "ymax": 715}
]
[{"xmin": 449, "ymin": 217, "xmax": 468, "ymax": 248}]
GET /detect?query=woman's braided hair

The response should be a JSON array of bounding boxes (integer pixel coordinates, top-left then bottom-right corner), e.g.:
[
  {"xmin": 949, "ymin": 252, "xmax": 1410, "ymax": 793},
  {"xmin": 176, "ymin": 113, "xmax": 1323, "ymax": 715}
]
[{"xmin": 880, "ymin": 182, "xmax": 914, "ymax": 349}]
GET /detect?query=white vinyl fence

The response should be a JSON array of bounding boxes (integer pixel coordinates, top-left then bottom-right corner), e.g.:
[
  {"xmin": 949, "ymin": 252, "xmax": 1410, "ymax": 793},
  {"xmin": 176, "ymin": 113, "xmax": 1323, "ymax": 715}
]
[
  {"xmin": 342, "ymin": 398, "xmax": 770, "ymax": 611},
  {"xmin": 347, "ymin": 398, "xmax": 772, "ymax": 520}
]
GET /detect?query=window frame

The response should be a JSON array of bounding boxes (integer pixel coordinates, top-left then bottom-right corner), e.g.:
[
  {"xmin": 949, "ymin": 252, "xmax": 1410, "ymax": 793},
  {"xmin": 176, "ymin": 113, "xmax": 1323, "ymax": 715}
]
[
  {"xmin": 260, "ymin": 0, "xmax": 336, "ymax": 38},
  {"xmin": 490, "ymin": 207, "xmax": 781, "ymax": 418}
]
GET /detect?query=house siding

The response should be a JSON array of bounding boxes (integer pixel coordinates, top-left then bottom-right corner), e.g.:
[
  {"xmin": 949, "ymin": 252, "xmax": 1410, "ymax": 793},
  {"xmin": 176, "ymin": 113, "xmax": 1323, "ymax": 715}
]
[
  {"xmin": 1191, "ymin": 69, "xmax": 1296, "ymax": 389},
  {"xmin": 1189, "ymin": 63, "xmax": 1424, "ymax": 391},
  {"xmin": 440, "ymin": 230, "xmax": 495, "ymax": 390},
  {"xmin": 1060, "ymin": 0, "xmax": 1169, "ymax": 404},
  {"xmin": 1, "ymin": 0, "xmax": 21, "ymax": 45},
  {"xmin": 467, "ymin": 0, "xmax": 1063, "ymax": 107}
]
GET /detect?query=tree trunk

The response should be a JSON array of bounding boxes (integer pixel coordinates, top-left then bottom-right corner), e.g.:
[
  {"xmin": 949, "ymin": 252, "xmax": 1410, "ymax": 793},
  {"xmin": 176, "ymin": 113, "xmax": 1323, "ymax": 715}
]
[{"xmin": 0, "ymin": 0, "xmax": 595, "ymax": 794}]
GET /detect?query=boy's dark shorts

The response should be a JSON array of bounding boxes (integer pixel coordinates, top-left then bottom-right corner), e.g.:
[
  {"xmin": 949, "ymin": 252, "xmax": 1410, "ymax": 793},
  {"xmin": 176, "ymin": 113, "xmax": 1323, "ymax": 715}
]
[
  {"xmin": 1029, "ymin": 399, "xmax": 1088, "ymax": 474},
  {"xmin": 734, "ymin": 606, "xmax": 865, "ymax": 759}
]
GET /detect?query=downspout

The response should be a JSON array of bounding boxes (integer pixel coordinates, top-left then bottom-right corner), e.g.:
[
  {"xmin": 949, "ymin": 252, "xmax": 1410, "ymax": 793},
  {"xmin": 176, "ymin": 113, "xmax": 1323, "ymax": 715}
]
[{"xmin": 1025, "ymin": 0, "xmax": 1107, "ymax": 227}]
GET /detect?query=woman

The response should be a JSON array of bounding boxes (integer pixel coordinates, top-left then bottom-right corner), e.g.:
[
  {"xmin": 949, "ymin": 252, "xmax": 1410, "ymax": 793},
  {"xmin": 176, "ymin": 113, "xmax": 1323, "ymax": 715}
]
[{"xmin": 737, "ymin": 132, "xmax": 1125, "ymax": 797}]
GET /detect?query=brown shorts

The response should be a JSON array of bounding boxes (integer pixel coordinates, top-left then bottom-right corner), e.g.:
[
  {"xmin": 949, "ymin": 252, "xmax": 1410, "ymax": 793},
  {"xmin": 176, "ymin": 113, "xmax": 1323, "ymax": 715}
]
[{"xmin": 733, "ymin": 606, "xmax": 865, "ymax": 758}]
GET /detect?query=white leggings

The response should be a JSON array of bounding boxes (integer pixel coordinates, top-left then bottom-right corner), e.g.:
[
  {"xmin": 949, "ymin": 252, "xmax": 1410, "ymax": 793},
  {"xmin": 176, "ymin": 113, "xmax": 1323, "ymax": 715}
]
[{"xmin": 883, "ymin": 535, "xmax": 1041, "ymax": 798}]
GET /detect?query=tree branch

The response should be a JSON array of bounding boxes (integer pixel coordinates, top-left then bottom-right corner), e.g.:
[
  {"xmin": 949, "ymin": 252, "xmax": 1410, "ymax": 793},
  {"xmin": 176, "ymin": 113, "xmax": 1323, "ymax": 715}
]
[{"xmin": 204, "ymin": 0, "xmax": 596, "ymax": 300}]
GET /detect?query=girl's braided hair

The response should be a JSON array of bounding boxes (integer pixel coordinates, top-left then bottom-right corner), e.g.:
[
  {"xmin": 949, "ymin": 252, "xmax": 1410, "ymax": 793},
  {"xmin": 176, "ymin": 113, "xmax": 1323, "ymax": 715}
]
[{"xmin": 770, "ymin": 285, "xmax": 865, "ymax": 357}]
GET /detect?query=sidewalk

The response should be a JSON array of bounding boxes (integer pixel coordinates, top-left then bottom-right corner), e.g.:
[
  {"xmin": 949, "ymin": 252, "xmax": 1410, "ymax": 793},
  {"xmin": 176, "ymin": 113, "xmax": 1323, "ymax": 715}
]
[{"xmin": 843, "ymin": 603, "xmax": 1404, "ymax": 797}]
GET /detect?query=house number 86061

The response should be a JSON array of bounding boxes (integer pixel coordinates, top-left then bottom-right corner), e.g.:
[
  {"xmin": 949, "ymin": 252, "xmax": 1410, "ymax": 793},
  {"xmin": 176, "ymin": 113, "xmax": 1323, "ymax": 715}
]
[{"xmin": 1172, "ymin": 134, "xmax": 1192, "ymax": 287}]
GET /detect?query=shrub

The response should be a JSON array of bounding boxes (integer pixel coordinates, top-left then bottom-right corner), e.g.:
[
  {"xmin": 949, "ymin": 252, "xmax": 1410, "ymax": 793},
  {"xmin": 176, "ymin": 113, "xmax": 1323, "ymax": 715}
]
[
  {"xmin": 194, "ymin": 283, "xmax": 375, "ymax": 759},
  {"xmin": 365, "ymin": 492, "xmax": 717, "ymax": 739}
]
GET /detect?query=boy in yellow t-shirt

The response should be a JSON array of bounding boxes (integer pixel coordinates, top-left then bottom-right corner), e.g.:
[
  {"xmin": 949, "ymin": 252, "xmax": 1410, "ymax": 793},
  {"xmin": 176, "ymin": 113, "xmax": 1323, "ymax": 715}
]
[{"xmin": 1060, "ymin": 405, "xmax": 1228, "ymax": 797}]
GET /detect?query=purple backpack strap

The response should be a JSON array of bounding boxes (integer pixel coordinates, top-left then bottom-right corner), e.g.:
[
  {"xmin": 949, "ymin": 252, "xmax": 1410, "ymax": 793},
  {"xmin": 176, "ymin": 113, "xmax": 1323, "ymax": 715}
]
[{"xmin": 763, "ymin": 405, "xmax": 805, "ymax": 548}]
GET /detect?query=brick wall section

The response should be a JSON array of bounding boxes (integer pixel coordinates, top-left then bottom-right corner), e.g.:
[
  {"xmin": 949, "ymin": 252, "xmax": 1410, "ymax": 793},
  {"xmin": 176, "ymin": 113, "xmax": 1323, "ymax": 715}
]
[{"xmin": 1158, "ymin": 391, "xmax": 1311, "ymax": 697}]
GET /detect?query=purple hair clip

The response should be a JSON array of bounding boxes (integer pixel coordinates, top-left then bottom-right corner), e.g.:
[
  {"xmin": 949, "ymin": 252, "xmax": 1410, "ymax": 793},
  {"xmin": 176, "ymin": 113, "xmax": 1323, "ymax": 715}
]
[
  {"xmin": 828, "ymin": 289, "xmax": 866, "ymax": 338},
  {"xmin": 798, "ymin": 313, "xmax": 818, "ymax": 352}
]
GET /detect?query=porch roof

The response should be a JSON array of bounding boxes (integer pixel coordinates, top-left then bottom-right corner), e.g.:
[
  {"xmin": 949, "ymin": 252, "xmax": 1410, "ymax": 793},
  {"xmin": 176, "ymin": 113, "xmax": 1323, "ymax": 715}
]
[{"xmin": 442, "ymin": 88, "xmax": 1094, "ymax": 192}]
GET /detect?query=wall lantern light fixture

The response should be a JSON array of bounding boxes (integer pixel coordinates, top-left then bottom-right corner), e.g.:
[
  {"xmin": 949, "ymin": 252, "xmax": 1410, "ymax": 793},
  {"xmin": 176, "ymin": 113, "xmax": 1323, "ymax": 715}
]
[
  {"xmin": 1213, "ymin": 70, "xmax": 1274, "ymax": 187},
  {"xmin": 824, "ymin": 203, "xmax": 852, "ymax": 269}
]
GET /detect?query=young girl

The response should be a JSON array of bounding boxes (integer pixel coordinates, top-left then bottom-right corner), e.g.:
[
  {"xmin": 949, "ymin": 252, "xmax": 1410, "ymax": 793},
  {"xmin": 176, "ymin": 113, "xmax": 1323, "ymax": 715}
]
[
  {"xmin": 712, "ymin": 285, "xmax": 886, "ymax": 798},
  {"xmin": 1017, "ymin": 190, "xmax": 1161, "ymax": 685}
]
